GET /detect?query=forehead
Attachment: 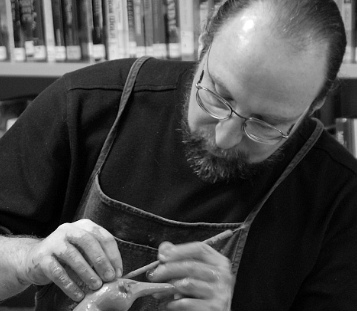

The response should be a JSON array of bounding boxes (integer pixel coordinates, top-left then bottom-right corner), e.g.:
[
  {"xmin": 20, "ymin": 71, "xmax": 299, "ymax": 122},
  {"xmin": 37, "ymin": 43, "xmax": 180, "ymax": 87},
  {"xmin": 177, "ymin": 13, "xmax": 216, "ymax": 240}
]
[{"xmin": 209, "ymin": 4, "xmax": 327, "ymax": 116}]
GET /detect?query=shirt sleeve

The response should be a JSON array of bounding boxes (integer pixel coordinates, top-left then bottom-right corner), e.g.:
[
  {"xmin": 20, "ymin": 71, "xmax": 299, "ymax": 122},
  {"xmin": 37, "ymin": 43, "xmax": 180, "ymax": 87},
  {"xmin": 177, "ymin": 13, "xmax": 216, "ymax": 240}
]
[{"xmin": 0, "ymin": 77, "xmax": 71, "ymax": 237}]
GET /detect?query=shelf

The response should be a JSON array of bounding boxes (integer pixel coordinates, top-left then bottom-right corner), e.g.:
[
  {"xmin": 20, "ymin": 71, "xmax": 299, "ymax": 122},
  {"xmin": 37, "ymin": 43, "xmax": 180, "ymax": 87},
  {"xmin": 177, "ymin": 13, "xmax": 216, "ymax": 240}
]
[
  {"xmin": 0, "ymin": 61, "xmax": 94, "ymax": 77},
  {"xmin": 338, "ymin": 63, "xmax": 357, "ymax": 79},
  {"xmin": 0, "ymin": 61, "xmax": 357, "ymax": 78}
]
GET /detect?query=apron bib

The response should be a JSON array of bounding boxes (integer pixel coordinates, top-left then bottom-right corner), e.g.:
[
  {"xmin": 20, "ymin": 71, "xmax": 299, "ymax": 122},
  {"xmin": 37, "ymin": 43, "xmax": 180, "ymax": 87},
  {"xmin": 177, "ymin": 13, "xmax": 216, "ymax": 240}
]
[{"xmin": 35, "ymin": 57, "xmax": 324, "ymax": 311}]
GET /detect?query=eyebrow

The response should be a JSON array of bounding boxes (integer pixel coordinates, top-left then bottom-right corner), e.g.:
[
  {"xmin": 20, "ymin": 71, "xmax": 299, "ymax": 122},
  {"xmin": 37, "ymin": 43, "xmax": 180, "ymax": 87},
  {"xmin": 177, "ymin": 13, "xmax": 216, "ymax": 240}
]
[{"xmin": 208, "ymin": 70, "xmax": 296, "ymax": 125}]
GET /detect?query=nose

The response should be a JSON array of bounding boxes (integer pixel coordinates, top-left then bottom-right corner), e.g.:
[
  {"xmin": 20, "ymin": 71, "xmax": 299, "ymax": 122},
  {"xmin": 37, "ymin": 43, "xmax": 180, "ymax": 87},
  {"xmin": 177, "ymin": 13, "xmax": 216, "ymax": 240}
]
[{"xmin": 214, "ymin": 117, "xmax": 245, "ymax": 149}]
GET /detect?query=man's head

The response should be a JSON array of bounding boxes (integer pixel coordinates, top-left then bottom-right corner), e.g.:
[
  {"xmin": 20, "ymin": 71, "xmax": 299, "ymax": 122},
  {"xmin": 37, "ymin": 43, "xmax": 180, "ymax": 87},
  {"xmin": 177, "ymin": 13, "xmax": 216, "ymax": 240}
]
[
  {"xmin": 183, "ymin": 0, "xmax": 346, "ymax": 182},
  {"xmin": 199, "ymin": 0, "xmax": 346, "ymax": 110}
]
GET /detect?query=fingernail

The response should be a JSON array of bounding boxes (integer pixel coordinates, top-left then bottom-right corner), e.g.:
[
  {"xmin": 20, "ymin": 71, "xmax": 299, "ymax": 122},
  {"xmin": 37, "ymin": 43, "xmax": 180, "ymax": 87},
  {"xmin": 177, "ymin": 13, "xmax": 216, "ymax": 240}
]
[
  {"xmin": 104, "ymin": 269, "xmax": 115, "ymax": 280},
  {"xmin": 146, "ymin": 269, "xmax": 155, "ymax": 279},
  {"xmin": 116, "ymin": 267, "xmax": 122, "ymax": 278},
  {"xmin": 158, "ymin": 253, "xmax": 167, "ymax": 262},
  {"xmin": 75, "ymin": 290, "xmax": 84, "ymax": 301},
  {"xmin": 90, "ymin": 277, "xmax": 102, "ymax": 290}
]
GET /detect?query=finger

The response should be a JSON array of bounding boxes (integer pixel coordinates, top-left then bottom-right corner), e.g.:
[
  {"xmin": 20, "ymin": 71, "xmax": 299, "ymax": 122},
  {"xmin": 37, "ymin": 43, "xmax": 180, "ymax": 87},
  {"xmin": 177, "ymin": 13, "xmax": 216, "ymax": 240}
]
[
  {"xmin": 158, "ymin": 241, "xmax": 229, "ymax": 267},
  {"xmin": 86, "ymin": 225, "xmax": 123, "ymax": 277},
  {"xmin": 57, "ymin": 243, "xmax": 103, "ymax": 291},
  {"xmin": 148, "ymin": 260, "xmax": 222, "ymax": 283},
  {"xmin": 41, "ymin": 255, "xmax": 84, "ymax": 302},
  {"xmin": 172, "ymin": 278, "xmax": 215, "ymax": 299},
  {"xmin": 67, "ymin": 232, "xmax": 116, "ymax": 282},
  {"xmin": 74, "ymin": 220, "xmax": 123, "ymax": 278},
  {"xmin": 159, "ymin": 297, "xmax": 211, "ymax": 311}
]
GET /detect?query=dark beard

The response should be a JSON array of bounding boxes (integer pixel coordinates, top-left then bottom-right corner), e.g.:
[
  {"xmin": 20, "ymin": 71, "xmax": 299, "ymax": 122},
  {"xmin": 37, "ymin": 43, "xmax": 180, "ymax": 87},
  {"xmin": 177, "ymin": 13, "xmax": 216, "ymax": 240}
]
[{"xmin": 180, "ymin": 95, "xmax": 286, "ymax": 183}]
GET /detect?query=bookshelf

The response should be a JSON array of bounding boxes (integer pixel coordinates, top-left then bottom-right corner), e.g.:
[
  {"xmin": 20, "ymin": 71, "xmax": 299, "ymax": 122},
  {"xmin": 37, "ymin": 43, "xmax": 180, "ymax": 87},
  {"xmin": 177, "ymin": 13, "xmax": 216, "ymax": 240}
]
[
  {"xmin": 339, "ymin": 63, "xmax": 357, "ymax": 79},
  {"xmin": 0, "ymin": 60, "xmax": 356, "ymax": 78},
  {"xmin": 0, "ymin": 61, "xmax": 92, "ymax": 77}
]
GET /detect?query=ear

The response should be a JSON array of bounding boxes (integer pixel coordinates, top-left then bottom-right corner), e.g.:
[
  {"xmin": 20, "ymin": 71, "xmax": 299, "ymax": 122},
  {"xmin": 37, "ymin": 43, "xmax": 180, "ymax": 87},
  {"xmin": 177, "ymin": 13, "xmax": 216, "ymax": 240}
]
[
  {"xmin": 197, "ymin": 32, "xmax": 209, "ymax": 59},
  {"xmin": 310, "ymin": 97, "xmax": 327, "ymax": 114}
]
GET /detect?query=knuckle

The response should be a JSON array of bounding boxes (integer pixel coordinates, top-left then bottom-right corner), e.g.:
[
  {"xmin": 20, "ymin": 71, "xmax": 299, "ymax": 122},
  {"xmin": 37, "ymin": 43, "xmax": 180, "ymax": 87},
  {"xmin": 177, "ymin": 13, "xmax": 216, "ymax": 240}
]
[
  {"xmin": 199, "ymin": 242, "xmax": 213, "ymax": 254},
  {"xmin": 77, "ymin": 219, "xmax": 93, "ymax": 226},
  {"xmin": 50, "ymin": 263, "xmax": 64, "ymax": 279},
  {"xmin": 182, "ymin": 260, "xmax": 198, "ymax": 273},
  {"xmin": 64, "ymin": 248, "xmax": 79, "ymax": 262},
  {"xmin": 176, "ymin": 277, "xmax": 195, "ymax": 291},
  {"xmin": 99, "ymin": 234, "xmax": 114, "ymax": 246},
  {"xmin": 94, "ymin": 255, "xmax": 106, "ymax": 266}
]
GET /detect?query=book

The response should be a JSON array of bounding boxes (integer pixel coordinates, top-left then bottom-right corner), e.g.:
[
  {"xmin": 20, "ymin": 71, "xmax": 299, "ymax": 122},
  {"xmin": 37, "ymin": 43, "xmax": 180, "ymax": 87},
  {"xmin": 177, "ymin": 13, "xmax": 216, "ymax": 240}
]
[
  {"xmin": 51, "ymin": 0, "xmax": 66, "ymax": 61},
  {"xmin": 178, "ymin": 0, "xmax": 195, "ymax": 60},
  {"xmin": 18, "ymin": 0, "xmax": 35, "ymax": 61},
  {"xmin": 0, "ymin": 1, "xmax": 6, "ymax": 60},
  {"xmin": 33, "ymin": 0, "xmax": 46, "ymax": 61},
  {"xmin": 338, "ymin": 0, "xmax": 356, "ymax": 63},
  {"xmin": 133, "ymin": 0, "xmax": 145, "ymax": 57},
  {"xmin": 143, "ymin": 0, "xmax": 154, "ymax": 56},
  {"xmin": 11, "ymin": 0, "xmax": 26, "ymax": 61},
  {"xmin": 336, "ymin": 117, "xmax": 357, "ymax": 157},
  {"xmin": 126, "ymin": 0, "xmax": 136, "ymax": 57},
  {"xmin": 103, "ymin": 0, "xmax": 120, "ymax": 60},
  {"xmin": 91, "ymin": 0, "xmax": 106, "ymax": 61},
  {"xmin": 76, "ymin": 0, "xmax": 94, "ymax": 62},
  {"xmin": 164, "ymin": 0, "xmax": 180, "ymax": 59},
  {"xmin": 117, "ymin": 0, "xmax": 129, "ymax": 58},
  {"xmin": 42, "ymin": 0, "xmax": 56, "ymax": 62},
  {"xmin": 152, "ymin": 0, "xmax": 167, "ymax": 58},
  {"xmin": 62, "ymin": 0, "xmax": 81, "ymax": 61},
  {"xmin": 0, "ymin": 0, "xmax": 15, "ymax": 61}
]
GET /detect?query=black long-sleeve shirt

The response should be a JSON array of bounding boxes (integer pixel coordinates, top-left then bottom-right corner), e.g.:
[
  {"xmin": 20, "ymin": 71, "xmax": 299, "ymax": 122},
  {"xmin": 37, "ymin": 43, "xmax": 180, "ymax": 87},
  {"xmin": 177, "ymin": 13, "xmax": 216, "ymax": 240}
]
[{"xmin": 1, "ymin": 58, "xmax": 357, "ymax": 310}]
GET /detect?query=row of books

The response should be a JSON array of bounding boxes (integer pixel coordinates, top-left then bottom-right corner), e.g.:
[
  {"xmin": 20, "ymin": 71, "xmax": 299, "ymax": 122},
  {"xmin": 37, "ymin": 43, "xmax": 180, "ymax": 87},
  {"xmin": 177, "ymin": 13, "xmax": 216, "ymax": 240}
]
[
  {"xmin": 0, "ymin": 0, "xmax": 223, "ymax": 64},
  {"xmin": 335, "ymin": 0, "xmax": 357, "ymax": 63}
]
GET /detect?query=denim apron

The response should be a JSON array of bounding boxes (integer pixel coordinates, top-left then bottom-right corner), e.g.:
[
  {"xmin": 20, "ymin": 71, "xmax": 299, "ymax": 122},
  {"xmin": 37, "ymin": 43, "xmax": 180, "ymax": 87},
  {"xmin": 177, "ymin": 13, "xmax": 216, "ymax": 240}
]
[{"xmin": 35, "ymin": 57, "xmax": 324, "ymax": 311}]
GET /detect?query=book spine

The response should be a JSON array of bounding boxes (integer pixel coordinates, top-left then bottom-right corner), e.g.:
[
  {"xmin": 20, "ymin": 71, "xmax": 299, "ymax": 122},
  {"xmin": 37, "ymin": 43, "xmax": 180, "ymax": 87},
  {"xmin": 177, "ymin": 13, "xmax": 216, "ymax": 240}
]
[
  {"xmin": 91, "ymin": 0, "xmax": 105, "ymax": 61},
  {"xmin": 11, "ymin": 0, "xmax": 26, "ymax": 61},
  {"xmin": 62, "ymin": 0, "xmax": 81, "ymax": 61},
  {"xmin": 336, "ymin": 117, "xmax": 348, "ymax": 148},
  {"xmin": 165, "ymin": 0, "xmax": 180, "ymax": 59},
  {"xmin": 18, "ymin": 0, "xmax": 35, "ymax": 60},
  {"xmin": 143, "ymin": 0, "xmax": 153, "ymax": 56},
  {"xmin": 340, "ymin": 0, "xmax": 356, "ymax": 63},
  {"xmin": 76, "ymin": 0, "xmax": 94, "ymax": 62},
  {"xmin": 198, "ymin": 0, "xmax": 208, "ymax": 55},
  {"xmin": 352, "ymin": 119, "xmax": 357, "ymax": 157},
  {"xmin": 126, "ymin": 0, "xmax": 136, "ymax": 57},
  {"xmin": 51, "ymin": 0, "xmax": 66, "ymax": 61},
  {"xmin": 0, "ymin": 0, "xmax": 15, "ymax": 61},
  {"xmin": 152, "ymin": 0, "xmax": 167, "ymax": 58},
  {"xmin": 103, "ymin": 0, "xmax": 120, "ymax": 60},
  {"xmin": 133, "ymin": 0, "xmax": 145, "ymax": 57},
  {"xmin": 0, "ymin": 0, "xmax": 8, "ymax": 60},
  {"xmin": 33, "ymin": 0, "xmax": 46, "ymax": 61},
  {"xmin": 192, "ymin": 0, "xmax": 200, "ymax": 59},
  {"xmin": 117, "ymin": 0, "xmax": 129, "ymax": 58},
  {"xmin": 178, "ymin": 0, "xmax": 194, "ymax": 60},
  {"xmin": 42, "ymin": 0, "xmax": 56, "ymax": 62},
  {"xmin": 335, "ymin": 117, "xmax": 357, "ymax": 158}
]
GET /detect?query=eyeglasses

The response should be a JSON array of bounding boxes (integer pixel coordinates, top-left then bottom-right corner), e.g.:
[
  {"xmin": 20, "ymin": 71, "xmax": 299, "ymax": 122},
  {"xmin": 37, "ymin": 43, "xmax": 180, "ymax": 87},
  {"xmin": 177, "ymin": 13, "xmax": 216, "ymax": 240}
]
[{"xmin": 195, "ymin": 52, "xmax": 310, "ymax": 145}]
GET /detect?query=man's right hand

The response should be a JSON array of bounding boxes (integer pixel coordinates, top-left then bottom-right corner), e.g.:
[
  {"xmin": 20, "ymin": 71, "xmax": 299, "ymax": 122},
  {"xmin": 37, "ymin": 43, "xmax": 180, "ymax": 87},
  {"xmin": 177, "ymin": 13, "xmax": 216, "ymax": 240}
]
[{"xmin": 19, "ymin": 219, "xmax": 122, "ymax": 302}]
